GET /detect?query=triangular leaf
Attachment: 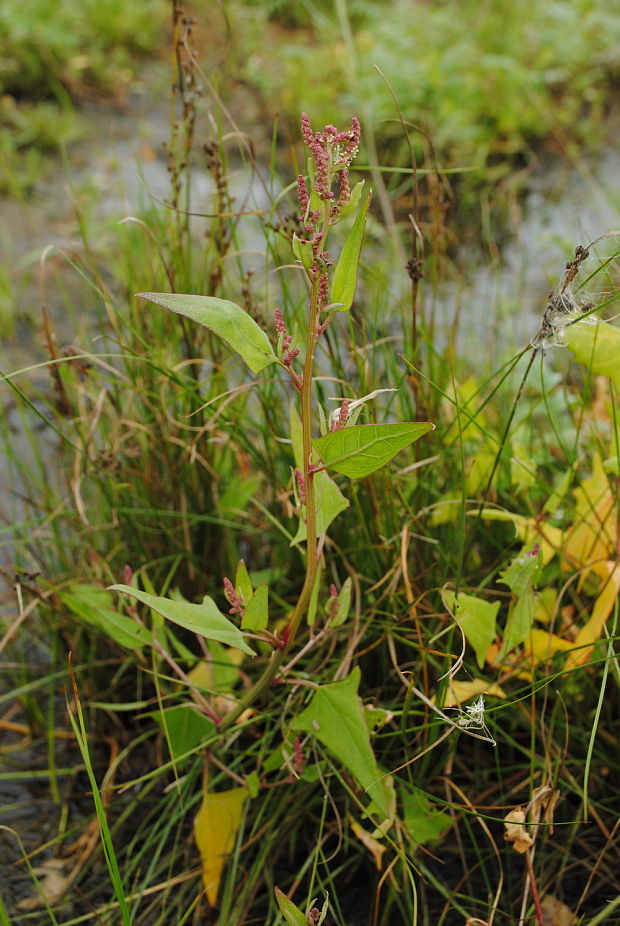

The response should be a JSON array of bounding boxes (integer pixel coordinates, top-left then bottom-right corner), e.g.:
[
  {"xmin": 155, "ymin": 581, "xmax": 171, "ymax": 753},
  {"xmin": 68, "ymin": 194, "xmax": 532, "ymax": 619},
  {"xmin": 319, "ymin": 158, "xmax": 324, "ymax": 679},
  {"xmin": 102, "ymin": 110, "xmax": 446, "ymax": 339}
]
[
  {"xmin": 497, "ymin": 545, "xmax": 541, "ymax": 660},
  {"xmin": 401, "ymin": 787, "xmax": 452, "ymax": 847},
  {"xmin": 442, "ymin": 588, "xmax": 499, "ymax": 669},
  {"xmin": 313, "ymin": 422, "xmax": 435, "ymax": 479},
  {"xmin": 194, "ymin": 786, "xmax": 248, "ymax": 905},
  {"xmin": 153, "ymin": 705, "xmax": 214, "ymax": 761},
  {"xmin": 241, "ymin": 584, "xmax": 269, "ymax": 631},
  {"xmin": 330, "ymin": 190, "xmax": 371, "ymax": 312},
  {"xmin": 290, "ymin": 668, "xmax": 391, "ymax": 819},
  {"xmin": 108, "ymin": 585, "xmax": 255, "ymax": 656},
  {"xmin": 137, "ymin": 293, "xmax": 277, "ymax": 373}
]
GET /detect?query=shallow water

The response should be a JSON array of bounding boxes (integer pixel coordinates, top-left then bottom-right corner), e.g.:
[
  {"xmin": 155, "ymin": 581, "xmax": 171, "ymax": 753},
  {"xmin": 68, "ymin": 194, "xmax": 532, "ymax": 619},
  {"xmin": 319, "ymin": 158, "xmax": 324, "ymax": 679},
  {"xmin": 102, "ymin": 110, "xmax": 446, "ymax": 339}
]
[{"xmin": 0, "ymin": 89, "xmax": 619, "ymax": 568}]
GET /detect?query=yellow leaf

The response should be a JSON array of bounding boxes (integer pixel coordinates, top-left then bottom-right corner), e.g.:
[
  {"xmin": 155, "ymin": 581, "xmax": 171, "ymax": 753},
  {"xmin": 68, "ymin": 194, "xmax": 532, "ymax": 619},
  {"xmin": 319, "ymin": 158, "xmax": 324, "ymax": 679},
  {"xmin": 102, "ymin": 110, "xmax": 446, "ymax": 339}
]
[
  {"xmin": 565, "ymin": 561, "xmax": 620, "ymax": 670},
  {"xmin": 526, "ymin": 629, "xmax": 573, "ymax": 665},
  {"xmin": 349, "ymin": 817, "xmax": 387, "ymax": 870},
  {"xmin": 476, "ymin": 509, "xmax": 562, "ymax": 566},
  {"xmin": 562, "ymin": 454, "xmax": 616, "ymax": 574},
  {"xmin": 194, "ymin": 785, "xmax": 248, "ymax": 905},
  {"xmin": 441, "ymin": 679, "xmax": 505, "ymax": 708}
]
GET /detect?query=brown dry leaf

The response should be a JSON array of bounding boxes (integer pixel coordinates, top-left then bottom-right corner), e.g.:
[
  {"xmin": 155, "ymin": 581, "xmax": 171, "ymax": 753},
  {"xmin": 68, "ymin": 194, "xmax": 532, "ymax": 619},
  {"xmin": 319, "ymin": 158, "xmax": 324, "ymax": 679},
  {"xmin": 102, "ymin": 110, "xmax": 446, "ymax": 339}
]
[
  {"xmin": 540, "ymin": 894, "xmax": 577, "ymax": 925},
  {"xmin": 194, "ymin": 785, "xmax": 248, "ymax": 905},
  {"xmin": 349, "ymin": 817, "xmax": 387, "ymax": 870},
  {"xmin": 17, "ymin": 859, "xmax": 72, "ymax": 910},
  {"xmin": 504, "ymin": 808, "xmax": 533, "ymax": 854}
]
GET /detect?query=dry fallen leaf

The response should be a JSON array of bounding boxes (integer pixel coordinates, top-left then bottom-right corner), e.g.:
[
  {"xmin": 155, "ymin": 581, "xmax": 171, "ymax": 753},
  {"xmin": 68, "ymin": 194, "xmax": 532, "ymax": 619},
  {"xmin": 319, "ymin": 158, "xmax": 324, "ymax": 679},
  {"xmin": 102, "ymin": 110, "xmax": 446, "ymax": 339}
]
[
  {"xmin": 504, "ymin": 808, "xmax": 533, "ymax": 854},
  {"xmin": 17, "ymin": 859, "xmax": 71, "ymax": 910},
  {"xmin": 540, "ymin": 894, "xmax": 577, "ymax": 925},
  {"xmin": 194, "ymin": 785, "xmax": 248, "ymax": 905}
]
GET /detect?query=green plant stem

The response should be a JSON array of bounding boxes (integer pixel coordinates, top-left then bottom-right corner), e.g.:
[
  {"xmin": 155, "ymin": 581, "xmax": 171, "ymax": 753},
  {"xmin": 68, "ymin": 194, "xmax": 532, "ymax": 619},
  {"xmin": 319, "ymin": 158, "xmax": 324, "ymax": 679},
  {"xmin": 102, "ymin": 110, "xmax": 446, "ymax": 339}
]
[{"xmin": 217, "ymin": 277, "xmax": 321, "ymax": 733}]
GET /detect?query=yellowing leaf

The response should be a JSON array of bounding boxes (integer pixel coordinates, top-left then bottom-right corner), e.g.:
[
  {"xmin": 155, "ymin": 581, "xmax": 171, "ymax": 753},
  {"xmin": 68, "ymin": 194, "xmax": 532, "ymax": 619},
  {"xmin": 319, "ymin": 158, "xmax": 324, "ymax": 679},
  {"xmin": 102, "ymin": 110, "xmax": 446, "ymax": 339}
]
[
  {"xmin": 525, "ymin": 629, "xmax": 573, "ymax": 665},
  {"xmin": 565, "ymin": 561, "xmax": 620, "ymax": 670},
  {"xmin": 563, "ymin": 454, "xmax": 616, "ymax": 574},
  {"xmin": 349, "ymin": 818, "xmax": 387, "ymax": 870},
  {"xmin": 564, "ymin": 317, "xmax": 620, "ymax": 389},
  {"xmin": 465, "ymin": 449, "xmax": 495, "ymax": 495},
  {"xmin": 440, "ymin": 679, "xmax": 505, "ymax": 708},
  {"xmin": 194, "ymin": 786, "xmax": 248, "ymax": 905},
  {"xmin": 475, "ymin": 509, "xmax": 563, "ymax": 567}
]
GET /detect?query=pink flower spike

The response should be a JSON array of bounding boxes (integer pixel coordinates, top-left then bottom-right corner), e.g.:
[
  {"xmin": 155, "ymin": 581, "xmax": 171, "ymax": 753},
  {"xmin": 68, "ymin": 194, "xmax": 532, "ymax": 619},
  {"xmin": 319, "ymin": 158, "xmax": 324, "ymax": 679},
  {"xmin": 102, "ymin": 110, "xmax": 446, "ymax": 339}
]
[
  {"xmin": 274, "ymin": 307, "xmax": 286, "ymax": 335},
  {"xmin": 223, "ymin": 576, "xmax": 245, "ymax": 616},
  {"xmin": 294, "ymin": 468, "xmax": 306, "ymax": 505},
  {"xmin": 328, "ymin": 584, "xmax": 339, "ymax": 620},
  {"xmin": 300, "ymin": 113, "xmax": 315, "ymax": 148},
  {"xmin": 283, "ymin": 348, "xmax": 300, "ymax": 367},
  {"xmin": 297, "ymin": 174, "xmax": 309, "ymax": 214},
  {"xmin": 331, "ymin": 398, "xmax": 350, "ymax": 431}
]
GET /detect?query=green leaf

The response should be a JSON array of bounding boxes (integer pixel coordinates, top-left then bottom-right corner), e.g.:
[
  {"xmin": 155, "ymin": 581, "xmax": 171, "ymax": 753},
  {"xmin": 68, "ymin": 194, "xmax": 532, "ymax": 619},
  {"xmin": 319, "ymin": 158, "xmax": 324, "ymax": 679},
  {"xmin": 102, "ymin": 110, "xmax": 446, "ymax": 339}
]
[
  {"xmin": 219, "ymin": 474, "xmax": 262, "ymax": 512},
  {"xmin": 108, "ymin": 585, "xmax": 255, "ymax": 656},
  {"xmin": 241, "ymin": 584, "xmax": 269, "ymax": 631},
  {"xmin": 290, "ymin": 668, "xmax": 391, "ymax": 819},
  {"xmin": 61, "ymin": 585, "xmax": 151, "ymax": 650},
  {"xmin": 137, "ymin": 293, "xmax": 277, "ymax": 374},
  {"xmin": 290, "ymin": 405, "xmax": 349, "ymax": 543},
  {"xmin": 330, "ymin": 190, "xmax": 371, "ymax": 311},
  {"xmin": 497, "ymin": 545, "xmax": 541, "ymax": 660},
  {"xmin": 274, "ymin": 888, "xmax": 306, "ymax": 926},
  {"xmin": 313, "ymin": 422, "xmax": 435, "ymax": 479},
  {"xmin": 330, "ymin": 576, "xmax": 352, "ymax": 627},
  {"xmin": 235, "ymin": 559, "xmax": 253, "ymax": 603},
  {"xmin": 401, "ymin": 787, "xmax": 452, "ymax": 847},
  {"xmin": 338, "ymin": 179, "xmax": 365, "ymax": 219},
  {"xmin": 291, "ymin": 233, "xmax": 314, "ymax": 271},
  {"xmin": 442, "ymin": 588, "xmax": 499, "ymax": 669},
  {"xmin": 246, "ymin": 770, "xmax": 260, "ymax": 799},
  {"xmin": 153, "ymin": 705, "xmax": 214, "ymax": 761},
  {"xmin": 565, "ymin": 318, "xmax": 620, "ymax": 388}
]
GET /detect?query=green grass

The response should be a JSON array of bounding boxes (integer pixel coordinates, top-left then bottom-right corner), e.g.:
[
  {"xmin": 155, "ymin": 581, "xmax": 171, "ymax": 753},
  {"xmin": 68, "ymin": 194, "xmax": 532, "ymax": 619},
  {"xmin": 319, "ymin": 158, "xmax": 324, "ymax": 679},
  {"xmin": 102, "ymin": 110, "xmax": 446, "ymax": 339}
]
[
  {"xmin": 1, "ymin": 3, "xmax": 620, "ymax": 924},
  {"xmin": 0, "ymin": 0, "xmax": 168, "ymax": 192}
]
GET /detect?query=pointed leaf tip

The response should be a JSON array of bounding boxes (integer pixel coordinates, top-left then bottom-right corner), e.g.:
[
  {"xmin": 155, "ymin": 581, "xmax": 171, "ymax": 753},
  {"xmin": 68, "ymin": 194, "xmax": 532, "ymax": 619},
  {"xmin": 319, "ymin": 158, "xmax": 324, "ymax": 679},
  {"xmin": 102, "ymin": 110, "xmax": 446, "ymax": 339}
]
[
  {"xmin": 137, "ymin": 292, "xmax": 277, "ymax": 373},
  {"xmin": 109, "ymin": 585, "xmax": 255, "ymax": 655},
  {"xmin": 313, "ymin": 422, "xmax": 435, "ymax": 478}
]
